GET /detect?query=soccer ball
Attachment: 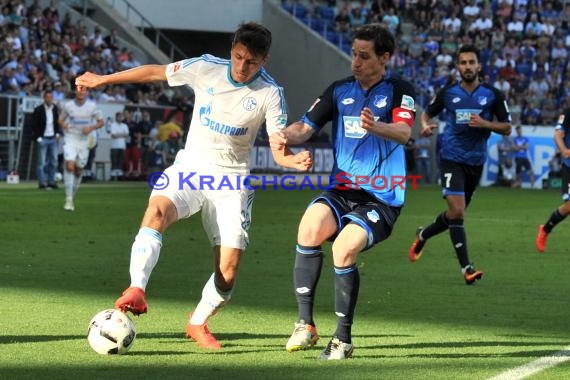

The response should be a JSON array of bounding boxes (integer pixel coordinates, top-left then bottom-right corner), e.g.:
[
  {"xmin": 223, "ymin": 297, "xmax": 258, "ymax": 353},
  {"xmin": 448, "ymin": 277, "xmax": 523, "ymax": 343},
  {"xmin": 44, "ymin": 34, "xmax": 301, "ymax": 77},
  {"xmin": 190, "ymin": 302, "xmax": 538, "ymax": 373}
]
[
  {"xmin": 87, "ymin": 309, "xmax": 136, "ymax": 355},
  {"xmin": 54, "ymin": 172, "xmax": 63, "ymax": 183}
]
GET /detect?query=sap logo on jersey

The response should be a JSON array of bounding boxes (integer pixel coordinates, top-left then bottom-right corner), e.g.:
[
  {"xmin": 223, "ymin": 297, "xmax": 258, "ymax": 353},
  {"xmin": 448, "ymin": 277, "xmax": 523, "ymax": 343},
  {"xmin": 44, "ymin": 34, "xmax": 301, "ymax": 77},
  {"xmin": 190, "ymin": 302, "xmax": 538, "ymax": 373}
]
[
  {"xmin": 199, "ymin": 102, "xmax": 249, "ymax": 136},
  {"xmin": 455, "ymin": 108, "xmax": 481, "ymax": 124},
  {"xmin": 343, "ymin": 116, "xmax": 367, "ymax": 138}
]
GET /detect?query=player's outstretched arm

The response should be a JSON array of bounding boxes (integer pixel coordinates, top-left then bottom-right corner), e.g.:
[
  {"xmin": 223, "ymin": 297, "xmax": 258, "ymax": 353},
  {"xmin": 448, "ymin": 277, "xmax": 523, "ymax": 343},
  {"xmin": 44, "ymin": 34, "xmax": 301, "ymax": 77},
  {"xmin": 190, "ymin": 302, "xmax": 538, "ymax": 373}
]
[
  {"xmin": 76, "ymin": 65, "xmax": 168, "ymax": 89},
  {"xmin": 271, "ymin": 147, "xmax": 313, "ymax": 172}
]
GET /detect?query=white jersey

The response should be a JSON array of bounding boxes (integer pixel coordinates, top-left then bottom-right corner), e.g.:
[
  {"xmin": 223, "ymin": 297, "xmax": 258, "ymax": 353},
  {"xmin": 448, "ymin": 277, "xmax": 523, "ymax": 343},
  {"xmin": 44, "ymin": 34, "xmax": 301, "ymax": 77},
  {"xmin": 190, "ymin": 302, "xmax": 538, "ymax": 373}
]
[
  {"xmin": 165, "ymin": 54, "xmax": 287, "ymax": 174},
  {"xmin": 60, "ymin": 99, "xmax": 104, "ymax": 144}
]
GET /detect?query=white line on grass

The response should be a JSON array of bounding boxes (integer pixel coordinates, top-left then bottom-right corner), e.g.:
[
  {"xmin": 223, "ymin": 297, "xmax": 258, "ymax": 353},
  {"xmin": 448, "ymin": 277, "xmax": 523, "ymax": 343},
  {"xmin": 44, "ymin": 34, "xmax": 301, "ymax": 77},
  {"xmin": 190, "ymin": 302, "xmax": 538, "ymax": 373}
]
[{"xmin": 488, "ymin": 345, "xmax": 570, "ymax": 380}]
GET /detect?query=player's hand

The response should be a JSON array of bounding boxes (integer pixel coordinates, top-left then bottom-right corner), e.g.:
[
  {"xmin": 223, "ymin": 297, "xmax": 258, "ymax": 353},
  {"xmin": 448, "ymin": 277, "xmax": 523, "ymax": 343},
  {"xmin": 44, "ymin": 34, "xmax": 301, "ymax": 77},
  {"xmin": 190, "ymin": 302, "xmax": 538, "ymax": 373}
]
[
  {"xmin": 420, "ymin": 123, "xmax": 438, "ymax": 137},
  {"xmin": 562, "ymin": 149, "xmax": 570, "ymax": 159},
  {"xmin": 292, "ymin": 150, "xmax": 313, "ymax": 172},
  {"xmin": 269, "ymin": 131, "xmax": 287, "ymax": 151},
  {"xmin": 360, "ymin": 107, "xmax": 376, "ymax": 131},
  {"xmin": 82, "ymin": 126, "xmax": 92, "ymax": 135},
  {"xmin": 75, "ymin": 72, "xmax": 103, "ymax": 90},
  {"xmin": 468, "ymin": 113, "xmax": 487, "ymax": 128}
]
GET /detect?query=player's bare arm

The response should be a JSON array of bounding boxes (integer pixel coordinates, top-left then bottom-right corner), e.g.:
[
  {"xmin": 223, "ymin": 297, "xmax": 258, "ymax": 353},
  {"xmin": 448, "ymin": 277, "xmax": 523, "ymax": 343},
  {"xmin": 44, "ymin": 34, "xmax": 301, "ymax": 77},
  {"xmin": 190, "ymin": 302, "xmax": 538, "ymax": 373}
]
[
  {"xmin": 420, "ymin": 112, "xmax": 438, "ymax": 137},
  {"xmin": 271, "ymin": 146, "xmax": 313, "ymax": 172},
  {"xmin": 274, "ymin": 121, "xmax": 315, "ymax": 147},
  {"xmin": 76, "ymin": 65, "xmax": 168, "ymax": 89},
  {"xmin": 360, "ymin": 107, "xmax": 411, "ymax": 144},
  {"xmin": 469, "ymin": 114, "xmax": 511, "ymax": 135}
]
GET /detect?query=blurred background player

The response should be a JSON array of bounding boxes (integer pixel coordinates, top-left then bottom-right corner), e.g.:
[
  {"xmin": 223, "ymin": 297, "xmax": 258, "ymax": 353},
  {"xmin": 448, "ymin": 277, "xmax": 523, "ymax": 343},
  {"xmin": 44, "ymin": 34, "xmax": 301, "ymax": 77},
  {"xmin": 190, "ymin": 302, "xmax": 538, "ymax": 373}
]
[
  {"xmin": 512, "ymin": 125, "xmax": 535, "ymax": 188},
  {"xmin": 409, "ymin": 45, "xmax": 511, "ymax": 285},
  {"xmin": 536, "ymin": 109, "xmax": 570, "ymax": 253},
  {"xmin": 59, "ymin": 86, "xmax": 104, "ymax": 211},
  {"xmin": 75, "ymin": 22, "xmax": 312, "ymax": 350}
]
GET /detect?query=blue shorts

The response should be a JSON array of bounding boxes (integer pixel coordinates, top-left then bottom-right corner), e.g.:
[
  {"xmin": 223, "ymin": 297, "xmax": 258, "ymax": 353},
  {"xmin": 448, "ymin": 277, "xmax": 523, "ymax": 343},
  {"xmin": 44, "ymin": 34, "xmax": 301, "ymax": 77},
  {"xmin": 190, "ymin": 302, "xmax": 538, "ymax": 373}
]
[{"xmin": 310, "ymin": 188, "xmax": 401, "ymax": 250}]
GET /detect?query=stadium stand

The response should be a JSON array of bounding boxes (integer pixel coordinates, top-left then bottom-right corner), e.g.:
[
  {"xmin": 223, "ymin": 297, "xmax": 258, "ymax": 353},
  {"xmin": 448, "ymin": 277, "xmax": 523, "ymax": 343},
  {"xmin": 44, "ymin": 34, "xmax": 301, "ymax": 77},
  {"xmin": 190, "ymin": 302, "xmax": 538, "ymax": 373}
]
[{"xmin": 280, "ymin": 0, "xmax": 570, "ymax": 118}]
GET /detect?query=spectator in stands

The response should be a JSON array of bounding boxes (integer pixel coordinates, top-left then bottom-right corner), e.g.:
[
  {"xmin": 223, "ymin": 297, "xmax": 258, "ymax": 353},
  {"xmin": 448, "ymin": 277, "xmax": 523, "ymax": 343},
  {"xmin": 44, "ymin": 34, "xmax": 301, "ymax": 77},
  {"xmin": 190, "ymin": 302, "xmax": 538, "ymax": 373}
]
[
  {"xmin": 463, "ymin": 0, "xmax": 480, "ymax": 20},
  {"xmin": 335, "ymin": 6, "xmax": 351, "ymax": 34},
  {"xmin": 442, "ymin": 10, "xmax": 462, "ymax": 34},
  {"xmin": 382, "ymin": 7, "xmax": 400, "ymax": 35},
  {"xmin": 103, "ymin": 28, "xmax": 120, "ymax": 51},
  {"xmin": 494, "ymin": 76, "xmax": 511, "ymax": 98}
]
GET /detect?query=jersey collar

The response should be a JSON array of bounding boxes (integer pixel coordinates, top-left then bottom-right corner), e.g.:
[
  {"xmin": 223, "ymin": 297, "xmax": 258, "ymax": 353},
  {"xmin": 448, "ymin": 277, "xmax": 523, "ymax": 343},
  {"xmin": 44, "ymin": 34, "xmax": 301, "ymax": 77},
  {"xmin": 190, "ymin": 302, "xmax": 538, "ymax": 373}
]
[{"xmin": 227, "ymin": 65, "xmax": 262, "ymax": 87}]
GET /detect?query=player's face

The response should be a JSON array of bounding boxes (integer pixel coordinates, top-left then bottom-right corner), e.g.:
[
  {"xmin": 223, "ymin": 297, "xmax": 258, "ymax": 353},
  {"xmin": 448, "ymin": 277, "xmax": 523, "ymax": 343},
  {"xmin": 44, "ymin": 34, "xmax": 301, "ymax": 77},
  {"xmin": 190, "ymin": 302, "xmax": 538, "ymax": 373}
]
[
  {"xmin": 351, "ymin": 39, "xmax": 387, "ymax": 88},
  {"xmin": 230, "ymin": 42, "xmax": 267, "ymax": 83},
  {"xmin": 75, "ymin": 87, "xmax": 87, "ymax": 103},
  {"xmin": 456, "ymin": 52, "xmax": 481, "ymax": 83}
]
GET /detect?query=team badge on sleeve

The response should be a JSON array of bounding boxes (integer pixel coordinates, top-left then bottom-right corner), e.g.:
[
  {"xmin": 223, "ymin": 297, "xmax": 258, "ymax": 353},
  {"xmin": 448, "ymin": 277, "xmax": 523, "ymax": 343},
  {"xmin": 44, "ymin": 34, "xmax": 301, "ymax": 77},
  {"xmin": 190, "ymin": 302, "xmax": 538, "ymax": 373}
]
[
  {"xmin": 401, "ymin": 95, "xmax": 415, "ymax": 111},
  {"xmin": 557, "ymin": 114, "xmax": 565, "ymax": 126}
]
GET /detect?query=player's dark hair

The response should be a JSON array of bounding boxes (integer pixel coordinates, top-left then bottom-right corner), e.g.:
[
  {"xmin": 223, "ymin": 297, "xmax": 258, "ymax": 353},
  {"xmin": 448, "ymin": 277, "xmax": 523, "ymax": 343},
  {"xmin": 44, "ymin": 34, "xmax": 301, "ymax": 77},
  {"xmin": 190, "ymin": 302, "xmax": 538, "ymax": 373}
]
[
  {"xmin": 457, "ymin": 44, "xmax": 480, "ymax": 62},
  {"xmin": 233, "ymin": 22, "xmax": 272, "ymax": 58},
  {"xmin": 353, "ymin": 24, "xmax": 395, "ymax": 57}
]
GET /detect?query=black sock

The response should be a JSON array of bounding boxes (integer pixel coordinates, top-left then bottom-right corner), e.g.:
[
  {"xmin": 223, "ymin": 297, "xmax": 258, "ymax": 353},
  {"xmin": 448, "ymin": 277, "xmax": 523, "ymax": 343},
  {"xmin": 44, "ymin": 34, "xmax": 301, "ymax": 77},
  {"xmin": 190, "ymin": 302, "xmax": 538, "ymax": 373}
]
[
  {"xmin": 544, "ymin": 209, "xmax": 567, "ymax": 233},
  {"xmin": 294, "ymin": 244, "xmax": 323, "ymax": 326},
  {"xmin": 333, "ymin": 264, "xmax": 360, "ymax": 344},
  {"xmin": 421, "ymin": 212, "xmax": 449, "ymax": 240},
  {"xmin": 448, "ymin": 218, "xmax": 470, "ymax": 268}
]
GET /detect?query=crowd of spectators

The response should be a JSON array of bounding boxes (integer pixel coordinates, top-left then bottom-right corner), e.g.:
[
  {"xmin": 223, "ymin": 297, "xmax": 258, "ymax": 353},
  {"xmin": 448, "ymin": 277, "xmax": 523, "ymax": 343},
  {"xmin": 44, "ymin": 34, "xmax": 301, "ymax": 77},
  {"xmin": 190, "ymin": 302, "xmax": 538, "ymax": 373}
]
[
  {"xmin": 283, "ymin": 0, "xmax": 570, "ymax": 127},
  {"xmin": 0, "ymin": 0, "xmax": 188, "ymax": 106}
]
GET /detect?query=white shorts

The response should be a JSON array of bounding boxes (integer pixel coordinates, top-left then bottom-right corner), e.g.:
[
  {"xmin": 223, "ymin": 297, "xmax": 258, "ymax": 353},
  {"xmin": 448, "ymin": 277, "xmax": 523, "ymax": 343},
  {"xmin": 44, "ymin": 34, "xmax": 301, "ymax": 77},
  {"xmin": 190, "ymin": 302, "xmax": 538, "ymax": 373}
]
[
  {"xmin": 150, "ymin": 164, "xmax": 255, "ymax": 250},
  {"xmin": 63, "ymin": 139, "xmax": 89, "ymax": 168}
]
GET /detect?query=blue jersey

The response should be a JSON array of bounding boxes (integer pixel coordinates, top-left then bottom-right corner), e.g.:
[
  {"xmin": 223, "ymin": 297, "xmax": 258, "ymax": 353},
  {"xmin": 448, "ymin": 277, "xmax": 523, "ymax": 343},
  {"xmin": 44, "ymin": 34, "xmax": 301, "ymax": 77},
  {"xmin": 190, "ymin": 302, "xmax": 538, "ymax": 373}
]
[
  {"xmin": 426, "ymin": 82, "xmax": 510, "ymax": 166},
  {"xmin": 513, "ymin": 136, "xmax": 529, "ymax": 159},
  {"xmin": 302, "ymin": 73, "xmax": 416, "ymax": 207},
  {"xmin": 555, "ymin": 109, "xmax": 570, "ymax": 168}
]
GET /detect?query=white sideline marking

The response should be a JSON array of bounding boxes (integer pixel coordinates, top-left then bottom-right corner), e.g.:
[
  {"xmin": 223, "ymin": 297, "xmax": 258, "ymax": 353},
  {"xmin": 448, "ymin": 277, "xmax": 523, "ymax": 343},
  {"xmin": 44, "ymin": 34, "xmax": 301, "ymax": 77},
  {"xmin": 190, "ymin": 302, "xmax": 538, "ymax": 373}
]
[{"xmin": 488, "ymin": 346, "xmax": 570, "ymax": 380}]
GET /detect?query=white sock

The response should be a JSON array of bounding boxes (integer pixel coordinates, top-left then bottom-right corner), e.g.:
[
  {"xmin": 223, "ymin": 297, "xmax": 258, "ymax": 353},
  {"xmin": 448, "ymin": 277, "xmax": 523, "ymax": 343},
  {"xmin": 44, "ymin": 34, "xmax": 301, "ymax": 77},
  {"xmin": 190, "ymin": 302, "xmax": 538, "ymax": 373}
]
[
  {"xmin": 73, "ymin": 174, "xmax": 82, "ymax": 195},
  {"xmin": 64, "ymin": 170, "xmax": 74, "ymax": 199},
  {"xmin": 190, "ymin": 273, "xmax": 233, "ymax": 325},
  {"xmin": 129, "ymin": 227, "xmax": 163, "ymax": 290}
]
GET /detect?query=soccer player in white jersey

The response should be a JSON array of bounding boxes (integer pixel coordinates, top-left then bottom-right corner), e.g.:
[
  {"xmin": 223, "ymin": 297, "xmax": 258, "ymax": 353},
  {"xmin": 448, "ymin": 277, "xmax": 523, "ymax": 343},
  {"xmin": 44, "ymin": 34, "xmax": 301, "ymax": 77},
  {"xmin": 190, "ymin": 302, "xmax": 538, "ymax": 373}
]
[
  {"xmin": 75, "ymin": 22, "xmax": 312, "ymax": 350},
  {"xmin": 59, "ymin": 87, "xmax": 104, "ymax": 211}
]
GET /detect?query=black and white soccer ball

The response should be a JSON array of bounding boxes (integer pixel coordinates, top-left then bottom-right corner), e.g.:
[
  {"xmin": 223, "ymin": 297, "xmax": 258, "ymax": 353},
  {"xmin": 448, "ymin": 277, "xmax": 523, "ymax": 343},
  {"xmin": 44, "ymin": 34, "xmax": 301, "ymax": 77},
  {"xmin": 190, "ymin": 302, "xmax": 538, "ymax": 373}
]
[{"xmin": 87, "ymin": 309, "xmax": 136, "ymax": 355}]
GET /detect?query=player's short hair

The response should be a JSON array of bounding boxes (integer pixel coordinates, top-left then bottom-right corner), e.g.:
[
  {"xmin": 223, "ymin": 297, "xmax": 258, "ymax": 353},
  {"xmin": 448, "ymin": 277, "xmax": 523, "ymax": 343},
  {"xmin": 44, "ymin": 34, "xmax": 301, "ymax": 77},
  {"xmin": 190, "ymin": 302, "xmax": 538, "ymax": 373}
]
[
  {"xmin": 353, "ymin": 24, "xmax": 395, "ymax": 57},
  {"xmin": 457, "ymin": 44, "xmax": 480, "ymax": 62},
  {"xmin": 232, "ymin": 22, "xmax": 272, "ymax": 58}
]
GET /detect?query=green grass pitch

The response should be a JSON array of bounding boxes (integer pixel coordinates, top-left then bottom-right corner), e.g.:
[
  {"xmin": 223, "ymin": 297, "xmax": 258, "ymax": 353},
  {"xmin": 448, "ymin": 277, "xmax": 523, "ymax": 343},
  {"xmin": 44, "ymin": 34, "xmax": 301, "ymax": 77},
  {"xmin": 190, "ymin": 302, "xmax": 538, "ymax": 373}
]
[{"xmin": 1, "ymin": 182, "xmax": 569, "ymax": 379}]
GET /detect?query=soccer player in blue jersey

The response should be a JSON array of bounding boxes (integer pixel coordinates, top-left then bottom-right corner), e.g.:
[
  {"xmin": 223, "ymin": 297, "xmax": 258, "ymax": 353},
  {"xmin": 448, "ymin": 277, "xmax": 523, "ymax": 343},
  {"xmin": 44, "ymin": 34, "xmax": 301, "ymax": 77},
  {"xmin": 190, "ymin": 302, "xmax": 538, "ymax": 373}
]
[
  {"xmin": 76, "ymin": 22, "xmax": 312, "ymax": 350},
  {"xmin": 536, "ymin": 109, "xmax": 570, "ymax": 252},
  {"xmin": 408, "ymin": 44, "xmax": 512, "ymax": 284},
  {"xmin": 270, "ymin": 24, "xmax": 416, "ymax": 360}
]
